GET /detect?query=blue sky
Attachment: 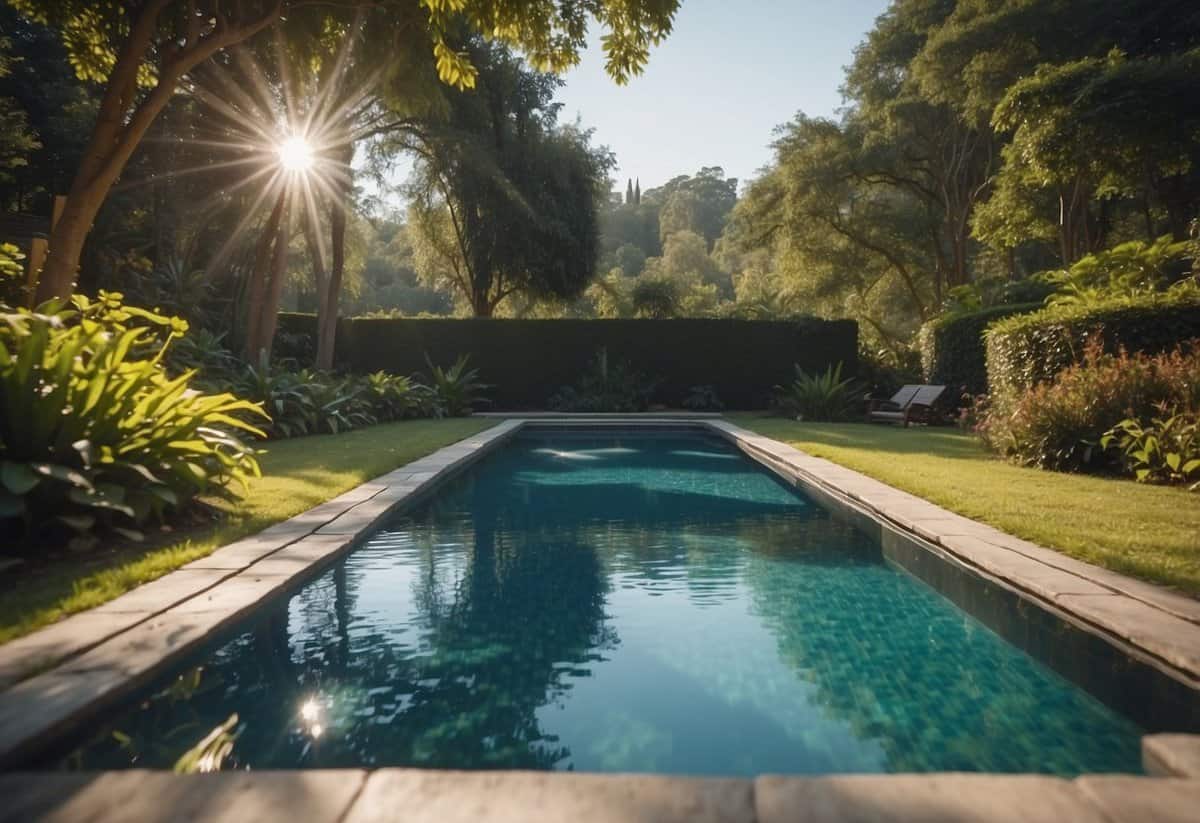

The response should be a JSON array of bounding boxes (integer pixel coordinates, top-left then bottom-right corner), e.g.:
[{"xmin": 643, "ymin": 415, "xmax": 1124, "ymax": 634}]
[{"xmin": 557, "ymin": 0, "xmax": 892, "ymax": 192}]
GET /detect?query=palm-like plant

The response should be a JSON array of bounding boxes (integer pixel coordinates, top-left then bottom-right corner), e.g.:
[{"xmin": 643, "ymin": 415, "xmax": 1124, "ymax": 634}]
[
  {"xmin": 425, "ymin": 355, "xmax": 490, "ymax": 417},
  {"xmin": 774, "ymin": 362, "xmax": 861, "ymax": 422}
]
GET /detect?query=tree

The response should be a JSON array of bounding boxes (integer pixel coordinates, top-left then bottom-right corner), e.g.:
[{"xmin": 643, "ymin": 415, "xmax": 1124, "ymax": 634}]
[
  {"xmin": 650, "ymin": 166, "xmax": 737, "ymax": 249},
  {"xmin": 406, "ymin": 42, "xmax": 614, "ymax": 316},
  {"xmin": 993, "ymin": 48, "xmax": 1200, "ymax": 253},
  {"xmin": 0, "ymin": 34, "xmax": 39, "ymax": 192},
  {"xmin": 10, "ymin": 0, "xmax": 681, "ymax": 301}
]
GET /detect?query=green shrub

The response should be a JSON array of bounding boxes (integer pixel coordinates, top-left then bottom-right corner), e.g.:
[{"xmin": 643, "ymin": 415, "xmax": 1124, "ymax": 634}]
[
  {"xmin": 978, "ymin": 341, "xmax": 1200, "ymax": 472},
  {"xmin": 364, "ymin": 372, "xmax": 433, "ymax": 421},
  {"xmin": 233, "ymin": 364, "xmax": 319, "ymax": 439},
  {"xmin": 919, "ymin": 303, "xmax": 1041, "ymax": 397},
  {"xmin": 940, "ymin": 277, "xmax": 1057, "ymax": 315},
  {"xmin": 0, "ymin": 243, "xmax": 28, "ymax": 306},
  {"xmin": 985, "ymin": 292, "xmax": 1200, "ymax": 402},
  {"xmin": 1042, "ymin": 236, "xmax": 1193, "ymax": 307},
  {"xmin": 1102, "ymin": 413, "xmax": 1200, "ymax": 491},
  {"xmin": 424, "ymin": 355, "xmax": 489, "ymax": 417},
  {"xmin": 548, "ymin": 348, "xmax": 659, "ymax": 412},
  {"xmin": 773, "ymin": 362, "xmax": 860, "ymax": 422},
  {"xmin": 0, "ymin": 294, "xmax": 266, "ymax": 549}
]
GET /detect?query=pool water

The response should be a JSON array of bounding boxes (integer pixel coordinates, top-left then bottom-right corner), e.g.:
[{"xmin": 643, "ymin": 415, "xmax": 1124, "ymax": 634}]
[{"xmin": 55, "ymin": 431, "xmax": 1144, "ymax": 774}]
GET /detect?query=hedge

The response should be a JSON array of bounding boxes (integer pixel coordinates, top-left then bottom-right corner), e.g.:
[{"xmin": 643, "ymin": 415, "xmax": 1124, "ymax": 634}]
[
  {"xmin": 984, "ymin": 292, "xmax": 1200, "ymax": 402},
  {"xmin": 918, "ymin": 303, "xmax": 1041, "ymax": 397},
  {"xmin": 276, "ymin": 314, "xmax": 858, "ymax": 410}
]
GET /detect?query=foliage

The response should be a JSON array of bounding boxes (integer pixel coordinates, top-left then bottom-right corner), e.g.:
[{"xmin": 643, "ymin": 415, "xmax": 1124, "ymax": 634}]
[
  {"xmin": 1040, "ymin": 237, "xmax": 1195, "ymax": 306},
  {"xmin": 940, "ymin": 278, "xmax": 1057, "ymax": 316},
  {"xmin": 773, "ymin": 362, "xmax": 860, "ymax": 422},
  {"xmin": 857, "ymin": 343, "xmax": 922, "ymax": 399},
  {"xmin": 984, "ymin": 292, "xmax": 1200, "ymax": 401},
  {"xmin": 0, "ymin": 293, "xmax": 265, "ymax": 549},
  {"xmin": 0, "ymin": 32, "xmax": 39, "ymax": 188},
  {"xmin": 424, "ymin": 355, "xmax": 488, "ymax": 417},
  {"xmin": 364, "ymin": 371, "xmax": 433, "ymax": 421},
  {"xmin": 654, "ymin": 167, "xmax": 739, "ymax": 248},
  {"xmin": 0, "ymin": 418, "xmax": 495, "ymax": 643},
  {"xmin": 173, "ymin": 714, "xmax": 240, "ymax": 774},
  {"xmin": 978, "ymin": 340, "xmax": 1200, "ymax": 472},
  {"xmin": 404, "ymin": 41, "xmax": 614, "ymax": 317},
  {"xmin": 548, "ymin": 348, "xmax": 659, "ymax": 413},
  {"xmin": 0, "ymin": 242, "xmax": 28, "ymax": 306},
  {"xmin": 682, "ymin": 385, "xmax": 724, "ymax": 412},
  {"xmin": 1102, "ymin": 414, "xmax": 1200, "ymax": 491},
  {"xmin": 280, "ymin": 312, "xmax": 858, "ymax": 409},
  {"xmin": 629, "ymin": 276, "xmax": 681, "ymax": 319},
  {"xmin": 165, "ymin": 328, "xmax": 239, "ymax": 384},
  {"xmin": 1104, "ymin": 414, "xmax": 1200, "ymax": 491},
  {"xmin": 919, "ymin": 303, "xmax": 1042, "ymax": 397}
]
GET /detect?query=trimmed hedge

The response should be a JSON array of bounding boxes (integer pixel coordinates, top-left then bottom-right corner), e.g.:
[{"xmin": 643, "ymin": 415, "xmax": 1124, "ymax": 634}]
[
  {"xmin": 918, "ymin": 303, "xmax": 1041, "ymax": 397},
  {"xmin": 985, "ymin": 292, "xmax": 1200, "ymax": 402},
  {"xmin": 276, "ymin": 314, "xmax": 858, "ymax": 409}
]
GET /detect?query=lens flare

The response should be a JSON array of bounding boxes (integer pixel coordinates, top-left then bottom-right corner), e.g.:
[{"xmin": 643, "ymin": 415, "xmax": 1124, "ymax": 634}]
[{"xmin": 277, "ymin": 135, "xmax": 314, "ymax": 172}]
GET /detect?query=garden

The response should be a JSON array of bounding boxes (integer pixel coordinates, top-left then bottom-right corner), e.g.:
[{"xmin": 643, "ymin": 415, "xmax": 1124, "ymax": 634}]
[{"xmin": 0, "ymin": 0, "xmax": 1198, "ymax": 658}]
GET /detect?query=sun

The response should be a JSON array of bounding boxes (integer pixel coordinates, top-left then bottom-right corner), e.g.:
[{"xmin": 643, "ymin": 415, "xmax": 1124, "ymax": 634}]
[{"xmin": 277, "ymin": 135, "xmax": 314, "ymax": 173}]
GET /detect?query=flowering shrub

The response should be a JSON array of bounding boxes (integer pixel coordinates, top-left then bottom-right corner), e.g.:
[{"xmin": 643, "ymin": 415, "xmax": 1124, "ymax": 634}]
[{"xmin": 978, "ymin": 339, "xmax": 1200, "ymax": 472}]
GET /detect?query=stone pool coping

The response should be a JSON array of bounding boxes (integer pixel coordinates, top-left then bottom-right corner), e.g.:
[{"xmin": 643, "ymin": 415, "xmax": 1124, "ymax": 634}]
[
  {"xmin": 1, "ymin": 416, "xmax": 1198, "ymax": 789},
  {"xmin": 3, "ymin": 768, "xmax": 1200, "ymax": 822}
]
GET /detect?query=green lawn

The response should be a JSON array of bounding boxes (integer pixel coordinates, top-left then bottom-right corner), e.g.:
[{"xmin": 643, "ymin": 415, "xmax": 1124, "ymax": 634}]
[
  {"xmin": 0, "ymin": 418, "xmax": 495, "ymax": 644},
  {"xmin": 731, "ymin": 414, "xmax": 1200, "ymax": 595}
]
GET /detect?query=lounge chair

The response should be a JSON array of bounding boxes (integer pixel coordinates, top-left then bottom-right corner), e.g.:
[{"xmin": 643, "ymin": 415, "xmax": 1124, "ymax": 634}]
[{"xmin": 867, "ymin": 384, "xmax": 946, "ymax": 426}]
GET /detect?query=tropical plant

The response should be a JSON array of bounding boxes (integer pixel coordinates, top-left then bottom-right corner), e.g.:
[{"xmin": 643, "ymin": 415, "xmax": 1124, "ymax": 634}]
[
  {"xmin": 1042, "ymin": 237, "xmax": 1194, "ymax": 307},
  {"xmin": 298, "ymin": 370, "xmax": 377, "ymax": 434},
  {"xmin": 0, "ymin": 242, "xmax": 27, "ymax": 306},
  {"xmin": 1102, "ymin": 414, "xmax": 1200, "ymax": 491},
  {"xmin": 773, "ymin": 362, "xmax": 860, "ymax": 422},
  {"xmin": 364, "ymin": 371, "xmax": 428, "ymax": 421},
  {"xmin": 547, "ymin": 348, "xmax": 659, "ymax": 412},
  {"xmin": 424, "ymin": 355, "xmax": 489, "ymax": 417},
  {"xmin": 0, "ymin": 293, "xmax": 265, "ymax": 549},
  {"xmin": 165, "ymin": 328, "xmax": 239, "ymax": 385},
  {"xmin": 233, "ymin": 364, "xmax": 317, "ymax": 440}
]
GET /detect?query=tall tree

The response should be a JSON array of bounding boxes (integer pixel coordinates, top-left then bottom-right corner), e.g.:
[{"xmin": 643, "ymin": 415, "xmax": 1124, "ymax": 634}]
[
  {"xmin": 406, "ymin": 42, "xmax": 613, "ymax": 316},
  {"xmin": 8, "ymin": 0, "xmax": 680, "ymax": 302}
]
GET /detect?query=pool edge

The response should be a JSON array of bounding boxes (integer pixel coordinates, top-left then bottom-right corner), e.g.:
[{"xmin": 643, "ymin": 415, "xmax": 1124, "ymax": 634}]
[
  {"xmin": 1, "ymin": 767, "xmax": 1198, "ymax": 822},
  {"xmin": 0, "ymin": 415, "xmax": 1197, "ymax": 774}
]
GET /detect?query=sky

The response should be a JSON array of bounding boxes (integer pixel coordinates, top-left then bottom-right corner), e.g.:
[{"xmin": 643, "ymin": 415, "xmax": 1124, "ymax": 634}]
[{"xmin": 557, "ymin": 0, "xmax": 892, "ymax": 193}]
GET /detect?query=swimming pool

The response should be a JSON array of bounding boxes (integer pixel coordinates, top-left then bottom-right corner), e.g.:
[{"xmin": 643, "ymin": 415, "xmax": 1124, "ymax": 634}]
[{"xmin": 52, "ymin": 429, "xmax": 1145, "ymax": 775}]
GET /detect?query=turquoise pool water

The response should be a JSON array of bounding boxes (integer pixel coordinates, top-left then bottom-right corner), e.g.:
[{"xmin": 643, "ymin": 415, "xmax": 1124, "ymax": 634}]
[{"xmin": 55, "ymin": 431, "xmax": 1144, "ymax": 774}]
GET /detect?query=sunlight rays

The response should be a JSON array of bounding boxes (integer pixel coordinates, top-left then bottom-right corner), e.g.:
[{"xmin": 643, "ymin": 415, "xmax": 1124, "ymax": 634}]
[{"xmin": 114, "ymin": 11, "xmax": 392, "ymax": 280}]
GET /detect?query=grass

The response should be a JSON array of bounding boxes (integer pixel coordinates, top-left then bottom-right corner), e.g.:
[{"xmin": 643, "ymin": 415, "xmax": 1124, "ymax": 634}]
[
  {"xmin": 730, "ymin": 414, "xmax": 1200, "ymax": 595},
  {"xmin": 0, "ymin": 418, "xmax": 495, "ymax": 644}
]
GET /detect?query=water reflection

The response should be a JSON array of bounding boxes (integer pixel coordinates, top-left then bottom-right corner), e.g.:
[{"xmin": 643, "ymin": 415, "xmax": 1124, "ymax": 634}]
[{"xmin": 54, "ymin": 434, "xmax": 1144, "ymax": 775}]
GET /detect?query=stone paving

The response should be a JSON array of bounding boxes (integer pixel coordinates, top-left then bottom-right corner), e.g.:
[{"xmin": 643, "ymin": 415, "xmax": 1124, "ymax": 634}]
[
  {"xmin": 1, "ymin": 415, "xmax": 1199, "ymax": 821},
  {"xmin": 1, "ymin": 767, "xmax": 1198, "ymax": 822}
]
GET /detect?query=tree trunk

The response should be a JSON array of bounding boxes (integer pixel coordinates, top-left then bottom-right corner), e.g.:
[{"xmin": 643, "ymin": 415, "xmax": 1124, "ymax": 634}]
[
  {"xmin": 251, "ymin": 197, "xmax": 292, "ymax": 364},
  {"xmin": 244, "ymin": 190, "xmax": 287, "ymax": 361},
  {"xmin": 318, "ymin": 192, "xmax": 347, "ymax": 370}
]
